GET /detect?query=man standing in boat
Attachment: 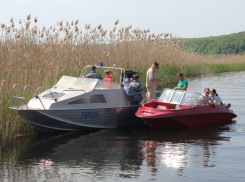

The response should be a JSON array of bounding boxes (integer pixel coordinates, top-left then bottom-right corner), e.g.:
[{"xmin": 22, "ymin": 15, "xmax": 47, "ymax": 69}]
[
  {"xmin": 85, "ymin": 65, "xmax": 103, "ymax": 80},
  {"xmin": 146, "ymin": 62, "xmax": 161, "ymax": 100},
  {"xmin": 174, "ymin": 72, "xmax": 188, "ymax": 90}
]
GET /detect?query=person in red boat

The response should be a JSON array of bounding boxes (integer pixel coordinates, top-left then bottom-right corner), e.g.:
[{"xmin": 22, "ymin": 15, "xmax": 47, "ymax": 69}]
[
  {"xmin": 174, "ymin": 72, "xmax": 188, "ymax": 91},
  {"xmin": 210, "ymin": 89, "xmax": 223, "ymax": 106},
  {"xmin": 103, "ymin": 69, "xmax": 113, "ymax": 82},
  {"xmin": 199, "ymin": 88, "xmax": 215, "ymax": 105}
]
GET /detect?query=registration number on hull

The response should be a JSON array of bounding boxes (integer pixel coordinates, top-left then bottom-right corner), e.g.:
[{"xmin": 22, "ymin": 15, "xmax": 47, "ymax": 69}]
[{"xmin": 81, "ymin": 111, "xmax": 99, "ymax": 119}]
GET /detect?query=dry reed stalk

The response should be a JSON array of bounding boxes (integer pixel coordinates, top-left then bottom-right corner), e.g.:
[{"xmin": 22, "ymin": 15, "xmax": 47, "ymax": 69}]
[{"xmin": 27, "ymin": 14, "xmax": 31, "ymax": 20}]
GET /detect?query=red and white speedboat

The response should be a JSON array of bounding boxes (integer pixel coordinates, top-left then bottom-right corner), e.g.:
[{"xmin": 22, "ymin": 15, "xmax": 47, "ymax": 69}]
[{"xmin": 136, "ymin": 89, "xmax": 237, "ymax": 128}]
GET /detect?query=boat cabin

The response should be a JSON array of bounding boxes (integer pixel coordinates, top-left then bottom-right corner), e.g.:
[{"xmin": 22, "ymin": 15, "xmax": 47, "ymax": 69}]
[{"xmin": 17, "ymin": 65, "xmax": 137, "ymax": 110}]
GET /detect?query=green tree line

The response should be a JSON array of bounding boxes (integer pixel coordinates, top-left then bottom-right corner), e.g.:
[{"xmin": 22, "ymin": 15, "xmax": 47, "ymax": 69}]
[{"xmin": 184, "ymin": 31, "xmax": 245, "ymax": 55}]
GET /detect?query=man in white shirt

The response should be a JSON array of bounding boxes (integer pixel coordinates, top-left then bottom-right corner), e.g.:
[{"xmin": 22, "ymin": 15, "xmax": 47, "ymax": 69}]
[{"xmin": 199, "ymin": 88, "xmax": 215, "ymax": 105}]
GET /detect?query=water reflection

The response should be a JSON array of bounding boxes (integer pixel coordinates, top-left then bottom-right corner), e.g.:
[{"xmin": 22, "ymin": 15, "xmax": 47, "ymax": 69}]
[
  {"xmin": 141, "ymin": 121, "xmax": 234, "ymax": 178},
  {"xmin": 0, "ymin": 121, "xmax": 235, "ymax": 181},
  {"xmin": 15, "ymin": 129, "xmax": 145, "ymax": 181}
]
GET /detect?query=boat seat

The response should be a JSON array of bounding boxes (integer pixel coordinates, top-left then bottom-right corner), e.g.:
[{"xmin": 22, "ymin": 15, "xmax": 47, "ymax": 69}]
[{"xmin": 157, "ymin": 105, "xmax": 166, "ymax": 109}]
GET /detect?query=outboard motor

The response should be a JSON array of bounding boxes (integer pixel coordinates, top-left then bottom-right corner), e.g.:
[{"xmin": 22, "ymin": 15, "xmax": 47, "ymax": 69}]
[{"xmin": 226, "ymin": 103, "xmax": 231, "ymax": 108}]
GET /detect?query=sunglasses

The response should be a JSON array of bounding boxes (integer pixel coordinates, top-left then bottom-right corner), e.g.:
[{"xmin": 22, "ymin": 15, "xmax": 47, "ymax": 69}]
[{"xmin": 206, "ymin": 92, "xmax": 210, "ymax": 93}]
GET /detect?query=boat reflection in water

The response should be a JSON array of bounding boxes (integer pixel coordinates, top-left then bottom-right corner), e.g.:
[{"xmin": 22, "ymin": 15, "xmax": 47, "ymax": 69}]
[
  {"xmin": 141, "ymin": 122, "xmax": 234, "ymax": 178},
  {"xmin": 7, "ymin": 121, "xmax": 235, "ymax": 181}
]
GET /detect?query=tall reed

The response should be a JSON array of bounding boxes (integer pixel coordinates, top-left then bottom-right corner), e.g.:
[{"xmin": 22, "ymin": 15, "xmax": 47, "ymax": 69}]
[{"xmin": 1, "ymin": 15, "xmax": 245, "ymax": 146}]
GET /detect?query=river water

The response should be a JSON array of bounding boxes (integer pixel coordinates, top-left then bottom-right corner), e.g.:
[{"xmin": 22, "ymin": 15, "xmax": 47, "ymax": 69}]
[{"xmin": 0, "ymin": 71, "xmax": 245, "ymax": 182}]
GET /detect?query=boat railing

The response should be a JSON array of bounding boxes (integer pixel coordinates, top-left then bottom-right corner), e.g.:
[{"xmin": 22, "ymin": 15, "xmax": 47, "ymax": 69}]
[
  {"xmin": 11, "ymin": 84, "xmax": 22, "ymax": 109},
  {"xmin": 33, "ymin": 86, "xmax": 52, "ymax": 98},
  {"xmin": 24, "ymin": 85, "xmax": 47, "ymax": 109},
  {"xmin": 10, "ymin": 84, "xmax": 47, "ymax": 110}
]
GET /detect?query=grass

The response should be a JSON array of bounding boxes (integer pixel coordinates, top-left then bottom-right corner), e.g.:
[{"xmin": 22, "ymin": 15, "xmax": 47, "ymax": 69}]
[{"xmin": 0, "ymin": 15, "xmax": 245, "ymax": 146}]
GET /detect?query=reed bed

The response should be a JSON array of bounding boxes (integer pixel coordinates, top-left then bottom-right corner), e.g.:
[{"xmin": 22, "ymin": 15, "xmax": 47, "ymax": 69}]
[{"xmin": 1, "ymin": 15, "xmax": 245, "ymax": 146}]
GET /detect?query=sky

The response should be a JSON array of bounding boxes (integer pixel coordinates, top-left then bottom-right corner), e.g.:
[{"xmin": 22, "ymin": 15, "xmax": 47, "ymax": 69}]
[{"xmin": 0, "ymin": 0, "xmax": 245, "ymax": 38}]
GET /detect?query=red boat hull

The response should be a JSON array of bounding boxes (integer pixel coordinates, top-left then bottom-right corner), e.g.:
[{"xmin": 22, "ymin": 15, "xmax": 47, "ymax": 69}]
[{"xmin": 136, "ymin": 102, "xmax": 237, "ymax": 128}]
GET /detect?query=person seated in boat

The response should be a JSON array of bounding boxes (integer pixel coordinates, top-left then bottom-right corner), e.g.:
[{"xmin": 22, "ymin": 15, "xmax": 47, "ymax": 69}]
[
  {"xmin": 199, "ymin": 88, "xmax": 215, "ymax": 105},
  {"xmin": 124, "ymin": 75, "xmax": 135, "ymax": 94},
  {"xmin": 85, "ymin": 65, "xmax": 103, "ymax": 80},
  {"xmin": 174, "ymin": 72, "xmax": 188, "ymax": 90},
  {"xmin": 103, "ymin": 69, "xmax": 113, "ymax": 82},
  {"xmin": 128, "ymin": 75, "xmax": 146, "ymax": 104},
  {"xmin": 128, "ymin": 74, "xmax": 135, "ymax": 85},
  {"xmin": 210, "ymin": 89, "xmax": 223, "ymax": 105}
]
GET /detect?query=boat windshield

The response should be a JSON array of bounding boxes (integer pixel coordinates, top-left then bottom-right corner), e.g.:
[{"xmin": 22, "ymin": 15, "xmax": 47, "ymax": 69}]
[
  {"xmin": 94, "ymin": 80, "xmax": 121, "ymax": 90},
  {"xmin": 170, "ymin": 90, "xmax": 185, "ymax": 104},
  {"xmin": 55, "ymin": 76, "xmax": 121, "ymax": 90},
  {"xmin": 56, "ymin": 76, "xmax": 77, "ymax": 88},
  {"xmin": 71, "ymin": 78, "xmax": 98, "ymax": 90},
  {"xmin": 158, "ymin": 89, "xmax": 174, "ymax": 102},
  {"xmin": 159, "ymin": 89, "xmax": 208, "ymax": 106},
  {"xmin": 181, "ymin": 92, "xmax": 208, "ymax": 106}
]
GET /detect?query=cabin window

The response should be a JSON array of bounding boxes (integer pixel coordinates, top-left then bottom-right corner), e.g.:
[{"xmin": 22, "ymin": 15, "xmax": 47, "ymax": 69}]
[{"xmin": 68, "ymin": 94, "xmax": 107, "ymax": 104}]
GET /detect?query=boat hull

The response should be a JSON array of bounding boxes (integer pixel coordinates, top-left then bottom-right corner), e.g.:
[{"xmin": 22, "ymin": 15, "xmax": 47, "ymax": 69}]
[
  {"xmin": 141, "ymin": 112, "xmax": 236, "ymax": 128},
  {"xmin": 19, "ymin": 106, "xmax": 142, "ymax": 132},
  {"xmin": 136, "ymin": 103, "xmax": 237, "ymax": 128}
]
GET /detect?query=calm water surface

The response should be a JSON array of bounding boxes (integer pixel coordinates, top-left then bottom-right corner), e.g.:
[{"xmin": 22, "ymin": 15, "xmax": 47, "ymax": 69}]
[{"xmin": 1, "ymin": 71, "xmax": 245, "ymax": 182}]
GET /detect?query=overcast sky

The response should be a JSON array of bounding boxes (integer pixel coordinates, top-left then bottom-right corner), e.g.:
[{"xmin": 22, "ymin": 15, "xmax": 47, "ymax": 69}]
[{"xmin": 1, "ymin": 0, "xmax": 245, "ymax": 38}]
